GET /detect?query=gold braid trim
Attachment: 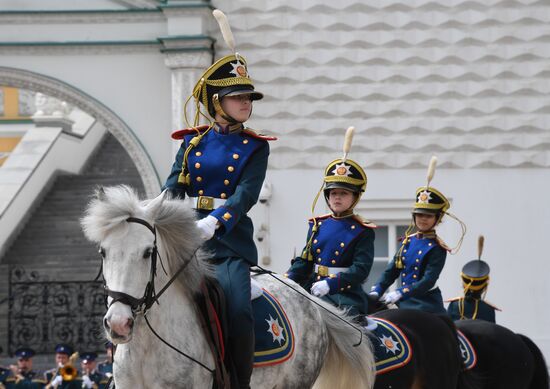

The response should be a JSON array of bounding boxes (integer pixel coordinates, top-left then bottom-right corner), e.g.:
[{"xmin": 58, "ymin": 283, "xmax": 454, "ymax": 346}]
[{"xmin": 178, "ymin": 126, "xmax": 213, "ymax": 184}]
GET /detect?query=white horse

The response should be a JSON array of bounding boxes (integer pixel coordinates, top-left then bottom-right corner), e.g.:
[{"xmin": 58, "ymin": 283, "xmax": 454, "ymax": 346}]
[{"xmin": 81, "ymin": 186, "xmax": 375, "ymax": 389}]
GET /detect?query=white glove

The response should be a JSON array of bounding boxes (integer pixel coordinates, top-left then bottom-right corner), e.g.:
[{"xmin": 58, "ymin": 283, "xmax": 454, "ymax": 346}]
[
  {"xmin": 383, "ymin": 290, "xmax": 402, "ymax": 304},
  {"xmin": 368, "ymin": 291, "xmax": 379, "ymax": 299},
  {"xmin": 195, "ymin": 215, "xmax": 218, "ymax": 240},
  {"xmin": 82, "ymin": 375, "xmax": 94, "ymax": 389},
  {"xmin": 311, "ymin": 280, "xmax": 330, "ymax": 297},
  {"xmin": 50, "ymin": 375, "xmax": 63, "ymax": 388}
]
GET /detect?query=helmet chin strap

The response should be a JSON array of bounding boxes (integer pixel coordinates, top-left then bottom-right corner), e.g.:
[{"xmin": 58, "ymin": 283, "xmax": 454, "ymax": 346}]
[{"xmin": 212, "ymin": 94, "xmax": 238, "ymax": 124}]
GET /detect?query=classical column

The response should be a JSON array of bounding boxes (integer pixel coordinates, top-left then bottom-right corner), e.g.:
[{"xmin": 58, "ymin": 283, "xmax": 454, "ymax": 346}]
[{"xmin": 164, "ymin": 52, "xmax": 212, "ymax": 156}]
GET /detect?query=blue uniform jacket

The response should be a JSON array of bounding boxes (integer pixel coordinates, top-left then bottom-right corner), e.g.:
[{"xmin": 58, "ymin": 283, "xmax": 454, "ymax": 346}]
[
  {"xmin": 447, "ymin": 296, "xmax": 499, "ymax": 323},
  {"xmin": 3, "ymin": 370, "xmax": 47, "ymax": 389},
  {"xmin": 287, "ymin": 214, "xmax": 375, "ymax": 315},
  {"xmin": 373, "ymin": 232, "xmax": 448, "ymax": 314},
  {"xmin": 163, "ymin": 125, "xmax": 274, "ymax": 265}
]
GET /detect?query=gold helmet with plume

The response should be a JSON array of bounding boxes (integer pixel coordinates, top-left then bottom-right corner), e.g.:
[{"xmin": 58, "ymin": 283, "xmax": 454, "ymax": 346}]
[
  {"xmin": 321, "ymin": 127, "xmax": 367, "ymax": 209},
  {"xmin": 186, "ymin": 9, "xmax": 263, "ymax": 127}
]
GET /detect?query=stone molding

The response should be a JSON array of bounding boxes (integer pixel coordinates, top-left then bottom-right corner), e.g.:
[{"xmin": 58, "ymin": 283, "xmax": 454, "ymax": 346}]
[{"xmin": 0, "ymin": 66, "xmax": 160, "ymax": 197}]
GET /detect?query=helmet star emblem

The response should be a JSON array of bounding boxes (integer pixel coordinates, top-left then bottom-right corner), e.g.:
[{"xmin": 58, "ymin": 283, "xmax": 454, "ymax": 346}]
[
  {"xmin": 418, "ymin": 190, "xmax": 432, "ymax": 204},
  {"xmin": 332, "ymin": 162, "xmax": 352, "ymax": 177},
  {"xmin": 230, "ymin": 60, "xmax": 248, "ymax": 78}
]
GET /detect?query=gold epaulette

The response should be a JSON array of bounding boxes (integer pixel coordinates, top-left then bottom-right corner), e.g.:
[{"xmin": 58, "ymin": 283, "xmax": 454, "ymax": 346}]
[
  {"xmin": 352, "ymin": 214, "xmax": 377, "ymax": 228},
  {"xmin": 445, "ymin": 296, "xmax": 464, "ymax": 303},
  {"xmin": 242, "ymin": 128, "xmax": 278, "ymax": 141},
  {"xmin": 483, "ymin": 299, "xmax": 502, "ymax": 311}
]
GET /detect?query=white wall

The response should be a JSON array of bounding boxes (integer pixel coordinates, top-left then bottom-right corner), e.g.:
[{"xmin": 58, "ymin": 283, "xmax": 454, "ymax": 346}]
[{"xmin": 257, "ymin": 167, "xmax": 550, "ymax": 360}]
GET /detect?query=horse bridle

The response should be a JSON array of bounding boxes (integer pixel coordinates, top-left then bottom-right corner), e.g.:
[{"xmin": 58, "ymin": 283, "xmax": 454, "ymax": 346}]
[
  {"xmin": 101, "ymin": 216, "xmax": 215, "ymax": 376},
  {"xmin": 103, "ymin": 217, "xmax": 193, "ymax": 316}
]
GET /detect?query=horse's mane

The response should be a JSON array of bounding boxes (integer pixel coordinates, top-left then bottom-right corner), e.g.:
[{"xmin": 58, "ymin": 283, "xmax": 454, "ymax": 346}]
[{"xmin": 81, "ymin": 185, "xmax": 213, "ymax": 294}]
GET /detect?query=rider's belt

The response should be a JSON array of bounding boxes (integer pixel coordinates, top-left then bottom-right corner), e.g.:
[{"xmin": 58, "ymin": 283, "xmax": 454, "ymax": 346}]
[
  {"xmin": 189, "ymin": 196, "xmax": 227, "ymax": 211},
  {"xmin": 315, "ymin": 265, "xmax": 349, "ymax": 278}
]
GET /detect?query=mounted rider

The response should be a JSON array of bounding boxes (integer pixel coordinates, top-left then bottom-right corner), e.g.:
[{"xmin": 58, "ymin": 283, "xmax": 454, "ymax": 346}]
[
  {"xmin": 163, "ymin": 9, "xmax": 275, "ymax": 389},
  {"xmin": 447, "ymin": 235, "xmax": 500, "ymax": 322},
  {"xmin": 370, "ymin": 156, "xmax": 467, "ymax": 314},
  {"xmin": 285, "ymin": 127, "xmax": 376, "ymax": 317}
]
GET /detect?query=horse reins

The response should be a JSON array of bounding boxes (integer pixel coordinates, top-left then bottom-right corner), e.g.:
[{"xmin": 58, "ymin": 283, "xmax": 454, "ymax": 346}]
[{"xmin": 101, "ymin": 217, "xmax": 215, "ymax": 376}]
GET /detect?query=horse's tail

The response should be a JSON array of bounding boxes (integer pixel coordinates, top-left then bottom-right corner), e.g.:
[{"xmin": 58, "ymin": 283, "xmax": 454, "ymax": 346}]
[
  {"xmin": 517, "ymin": 333, "xmax": 549, "ymax": 389},
  {"xmin": 314, "ymin": 304, "xmax": 375, "ymax": 389}
]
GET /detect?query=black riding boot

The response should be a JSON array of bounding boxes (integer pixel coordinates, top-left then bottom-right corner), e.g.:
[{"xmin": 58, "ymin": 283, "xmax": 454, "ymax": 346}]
[{"xmin": 229, "ymin": 332, "xmax": 254, "ymax": 389}]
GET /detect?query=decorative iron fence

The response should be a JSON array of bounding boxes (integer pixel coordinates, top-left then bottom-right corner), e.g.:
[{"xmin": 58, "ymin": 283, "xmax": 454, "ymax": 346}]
[{"xmin": 8, "ymin": 266, "xmax": 105, "ymax": 354}]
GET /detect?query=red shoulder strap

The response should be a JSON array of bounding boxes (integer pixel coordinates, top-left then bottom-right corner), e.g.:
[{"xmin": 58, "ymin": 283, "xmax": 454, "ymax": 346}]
[
  {"xmin": 171, "ymin": 124, "xmax": 210, "ymax": 140},
  {"xmin": 242, "ymin": 128, "xmax": 278, "ymax": 141}
]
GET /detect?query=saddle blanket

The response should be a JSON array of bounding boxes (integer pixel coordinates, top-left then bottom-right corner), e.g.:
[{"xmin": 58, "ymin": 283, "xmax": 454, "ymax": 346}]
[
  {"xmin": 366, "ymin": 317, "xmax": 412, "ymax": 375},
  {"xmin": 457, "ymin": 329, "xmax": 477, "ymax": 370},
  {"xmin": 252, "ymin": 289, "xmax": 295, "ymax": 367}
]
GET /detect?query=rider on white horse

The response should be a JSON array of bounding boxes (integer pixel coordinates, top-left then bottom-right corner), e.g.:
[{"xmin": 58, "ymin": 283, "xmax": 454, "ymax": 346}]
[{"xmin": 162, "ymin": 10, "xmax": 275, "ymax": 389}]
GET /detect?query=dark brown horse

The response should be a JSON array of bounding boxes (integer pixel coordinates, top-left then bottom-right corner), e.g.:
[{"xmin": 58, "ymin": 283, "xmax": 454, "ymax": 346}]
[
  {"xmin": 455, "ymin": 319, "xmax": 549, "ymax": 389},
  {"xmin": 367, "ymin": 296, "xmax": 464, "ymax": 389}
]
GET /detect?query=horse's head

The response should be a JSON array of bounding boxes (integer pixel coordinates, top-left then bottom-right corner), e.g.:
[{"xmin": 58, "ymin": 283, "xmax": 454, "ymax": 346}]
[
  {"xmin": 81, "ymin": 186, "xmax": 171, "ymax": 344},
  {"xmin": 82, "ymin": 186, "xmax": 211, "ymax": 344}
]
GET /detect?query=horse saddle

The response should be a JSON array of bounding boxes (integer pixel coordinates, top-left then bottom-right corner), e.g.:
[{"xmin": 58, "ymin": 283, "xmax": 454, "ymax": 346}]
[
  {"xmin": 250, "ymin": 282, "xmax": 295, "ymax": 367},
  {"xmin": 197, "ymin": 276, "xmax": 295, "ymax": 374},
  {"xmin": 456, "ymin": 329, "xmax": 477, "ymax": 370},
  {"xmin": 365, "ymin": 317, "xmax": 413, "ymax": 375}
]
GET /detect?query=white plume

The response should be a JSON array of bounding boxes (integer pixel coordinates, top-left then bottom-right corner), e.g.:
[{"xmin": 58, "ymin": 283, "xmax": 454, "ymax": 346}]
[{"xmin": 212, "ymin": 9, "xmax": 235, "ymax": 52}]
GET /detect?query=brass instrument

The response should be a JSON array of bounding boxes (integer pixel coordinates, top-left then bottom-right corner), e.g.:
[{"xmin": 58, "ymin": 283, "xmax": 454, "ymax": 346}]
[{"xmin": 46, "ymin": 352, "xmax": 80, "ymax": 388}]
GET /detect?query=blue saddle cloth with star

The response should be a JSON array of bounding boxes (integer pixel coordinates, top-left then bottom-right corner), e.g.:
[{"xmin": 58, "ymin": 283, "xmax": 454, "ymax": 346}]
[
  {"xmin": 457, "ymin": 329, "xmax": 477, "ymax": 369},
  {"xmin": 367, "ymin": 317, "xmax": 412, "ymax": 375},
  {"xmin": 252, "ymin": 290, "xmax": 295, "ymax": 367}
]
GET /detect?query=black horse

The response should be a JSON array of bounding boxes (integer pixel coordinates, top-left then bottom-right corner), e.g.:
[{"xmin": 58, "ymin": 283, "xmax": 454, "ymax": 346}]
[
  {"xmin": 367, "ymin": 296, "xmax": 464, "ymax": 389},
  {"xmin": 455, "ymin": 319, "xmax": 549, "ymax": 389}
]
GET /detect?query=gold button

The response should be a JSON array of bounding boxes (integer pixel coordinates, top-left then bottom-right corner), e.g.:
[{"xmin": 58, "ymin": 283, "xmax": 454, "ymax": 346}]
[
  {"xmin": 319, "ymin": 257, "xmax": 322, "ymax": 261},
  {"xmin": 418, "ymin": 250, "xmax": 422, "ymax": 254},
  {"xmin": 347, "ymin": 285, "xmax": 351, "ymax": 289},
  {"xmin": 313, "ymin": 239, "xmax": 318, "ymax": 244},
  {"xmin": 404, "ymin": 249, "xmax": 407, "ymax": 253},
  {"xmin": 196, "ymin": 176, "xmax": 202, "ymax": 182},
  {"xmin": 318, "ymin": 258, "xmax": 321, "ymax": 263},
  {"xmin": 334, "ymin": 251, "xmax": 339, "ymax": 256},
  {"xmin": 318, "ymin": 222, "xmax": 323, "ymax": 226},
  {"xmin": 198, "ymin": 190, "xmax": 204, "ymax": 195},
  {"xmin": 220, "ymin": 193, "xmax": 227, "ymax": 199},
  {"xmin": 351, "ymin": 225, "xmax": 356, "ymax": 229},
  {"xmin": 223, "ymin": 212, "xmax": 232, "ymax": 221},
  {"xmin": 416, "ymin": 259, "xmax": 420, "ymax": 262},
  {"xmin": 283, "ymin": 273, "xmax": 288, "ymax": 278},
  {"xmin": 195, "ymin": 162, "xmax": 201, "ymax": 169},
  {"xmin": 414, "ymin": 267, "xmax": 418, "ymax": 270},
  {"xmin": 228, "ymin": 166, "xmax": 234, "ymax": 172},
  {"xmin": 429, "ymin": 243, "xmax": 433, "ymax": 246},
  {"xmin": 331, "ymin": 260, "xmax": 336, "ymax": 264},
  {"xmin": 233, "ymin": 153, "xmax": 239, "ymax": 160},
  {"xmin": 340, "ymin": 288, "xmax": 345, "ymax": 291},
  {"xmin": 316, "ymin": 249, "xmax": 321, "ymax": 253},
  {"xmin": 243, "ymin": 139, "xmax": 249, "ymax": 144},
  {"xmin": 340, "ymin": 242, "xmax": 345, "ymax": 247},
  {"xmin": 330, "ymin": 274, "xmax": 336, "ymax": 279},
  {"xmin": 402, "ymin": 273, "xmax": 406, "ymax": 277},
  {"xmin": 195, "ymin": 151, "xmax": 202, "ymax": 156},
  {"xmin": 402, "ymin": 282, "xmax": 406, "ymax": 285},
  {"xmin": 413, "ymin": 275, "xmax": 417, "ymax": 279},
  {"xmin": 224, "ymin": 179, "xmax": 230, "ymax": 186},
  {"xmin": 317, "ymin": 276, "xmax": 321, "ymax": 280}
]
